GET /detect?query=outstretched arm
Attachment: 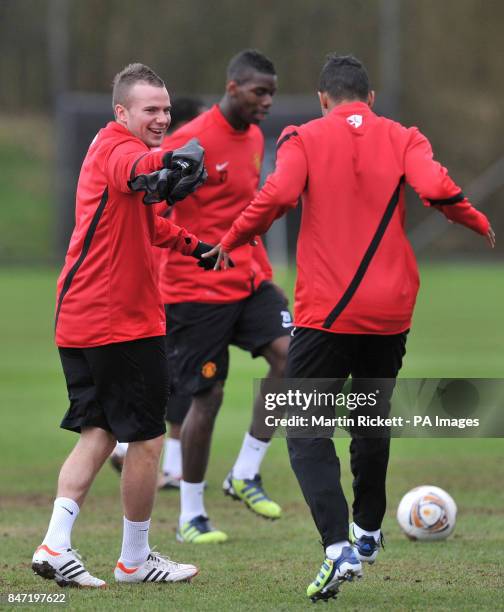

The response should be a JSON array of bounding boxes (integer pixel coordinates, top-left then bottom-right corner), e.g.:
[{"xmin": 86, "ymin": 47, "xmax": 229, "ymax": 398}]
[
  {"xmin": 221, "ymin": 127, "xmax": 308, "ymax": 252},
  {"xmin": 405, "ymin": 128, "xmax": 495, "ymax": 247},
  {"xmin": 151, "ymin": 215, "xmax": 198, "ymax": 253},
  {"xmin": 105, "ymin": 138, "xmax": 166, "ymax": 193}
]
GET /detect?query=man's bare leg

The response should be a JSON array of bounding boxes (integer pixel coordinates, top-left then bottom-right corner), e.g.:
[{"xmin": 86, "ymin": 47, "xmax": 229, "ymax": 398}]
[
  {"xmin": 122, "ymin": 435, "xmax": 164, "ymax": 521},
  {"xmin": 57, "ymin": 427, "xmax": 116, "ymax": 505},
  {"xmin": 224, "ymin": 336, "xmax": 289, "ymax": 519},
  {"xmin": 158, "ymin": 423, "xmax": 182, "ymax": 489},
  {"xmin": 181, "ymin": 384, "xmax": 223, "ymax": 483},
  {"xmin": 249, "ymin": 335, "xmax": 289, "ymax": 442},
  {"xmin": 115, "ymin": 435, "xmax": 165, "ymax": 566},
  {"xmin": 176, "ymin": 384, "xmax": 228, "ymax": 542},
  {"xmin": 232, "ymin": 336, "xmax": 289, "ymax": 476},
  {"xmin": 33, "ymin": 427, "xmax": 116, "ymax": 588},
  {"xmin": 169, "ymin": 423, "xmax": 182, "ymax": 439}
]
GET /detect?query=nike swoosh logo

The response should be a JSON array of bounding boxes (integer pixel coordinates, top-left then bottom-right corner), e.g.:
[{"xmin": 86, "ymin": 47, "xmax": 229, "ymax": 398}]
[
  {"xmin": 216, "ymin": 162, "xmax": 229, "ymax": 172},
  {"xmin": 61, "ymin": 506, "xmax": 74, "ymax": 515}
]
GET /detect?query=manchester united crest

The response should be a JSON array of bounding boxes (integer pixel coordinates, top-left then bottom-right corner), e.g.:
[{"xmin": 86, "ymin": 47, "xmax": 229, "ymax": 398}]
[{"xmin": 201, "ymin": 361, "xmax": 217, "ymax": 378}]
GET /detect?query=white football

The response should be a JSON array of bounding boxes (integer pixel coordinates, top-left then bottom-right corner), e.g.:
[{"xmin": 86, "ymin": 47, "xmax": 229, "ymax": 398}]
[{"xmin": 397, "ymin": 485, "xmax": 457, "ymax": 541}]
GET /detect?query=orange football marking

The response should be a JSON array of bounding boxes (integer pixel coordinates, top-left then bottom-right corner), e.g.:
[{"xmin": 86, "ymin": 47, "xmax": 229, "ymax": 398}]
[{"xmin": 411, "ymin": 504, "xmax": 423, "ymax": 528}]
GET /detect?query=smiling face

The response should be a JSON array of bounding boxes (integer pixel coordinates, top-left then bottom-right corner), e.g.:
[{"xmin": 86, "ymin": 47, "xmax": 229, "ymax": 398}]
[
  {"xmin": 114, "ymin": 82, "xmax": 171, "ymax": 147},
  {"xmin": 227, "ymin": 70, "xmax": 277, "ymax": 126}
]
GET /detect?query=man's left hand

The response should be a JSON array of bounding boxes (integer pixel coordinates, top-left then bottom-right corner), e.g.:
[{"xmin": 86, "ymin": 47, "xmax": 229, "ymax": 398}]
[
  {"xmin": 201, "ymin": 244, "xmax": 232, "ymax": 270},
  {"xmin": 486, "ymin": 224, "xmax": 496, "ymax": 248},
  {"xmin": 162, "ymin": 138, "xmax": 208, "ymax": 204}
]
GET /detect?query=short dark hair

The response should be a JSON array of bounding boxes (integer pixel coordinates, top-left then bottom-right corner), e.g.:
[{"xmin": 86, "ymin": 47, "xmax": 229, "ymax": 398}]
[
  {"xmin": 170, "ymin": 96, "xmax": 205, "ymax": 127},
  {"xmin": 318, "ymin": 54, "xmax": 370, "ymax": 102},
  {"xmin": 226, "ymin": 49, "xmax": 276, "ymax": 83},
  {"xmin": 112, "ymin": 63, "xmax": 165, "ymax": 109}
]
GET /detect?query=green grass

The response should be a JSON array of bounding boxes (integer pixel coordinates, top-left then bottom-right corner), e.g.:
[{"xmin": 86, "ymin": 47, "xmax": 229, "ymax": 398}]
[{"xmin": 0, "ymin": 264, "xmax": 503, "ymax": 610}]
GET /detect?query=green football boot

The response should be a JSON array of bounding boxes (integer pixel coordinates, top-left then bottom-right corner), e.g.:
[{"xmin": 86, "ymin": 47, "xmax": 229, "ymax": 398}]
[
  {"xmin": 307, "ymin": 547, "xmax": 362, "ymax": 602},
  {"xmin": 176, "ymin": 515, "xmax": 228, "ymax": 544},
  {"xmin": 223, "ymin": 472, "xmax": 282, "ymax": 520}
]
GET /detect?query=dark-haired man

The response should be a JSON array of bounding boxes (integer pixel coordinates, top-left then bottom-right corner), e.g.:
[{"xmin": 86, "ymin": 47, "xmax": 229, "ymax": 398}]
[
  {"xmin": 158, "ymin": 95, "xmax": 208, "ymax": 485},
  {"xmin": 208, "ymin": 54, "xmax": 494, "ymax": 600},
  {"xmin": 32, "ymin": 63, "xmax": 208, "ymax": 588},
  {"xmin": 168, "ymin": 97, "xmax": 208, "ymax": 133},
  {"xmin": 160, "ymin": 49, "xmax": 292, "ymax": 543}
]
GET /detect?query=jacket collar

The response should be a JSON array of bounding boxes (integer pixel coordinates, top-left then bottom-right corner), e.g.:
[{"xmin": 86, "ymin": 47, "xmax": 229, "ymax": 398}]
[{"xmin": 329, "ymin": 101, "xmax": 372, "ymax": 117}]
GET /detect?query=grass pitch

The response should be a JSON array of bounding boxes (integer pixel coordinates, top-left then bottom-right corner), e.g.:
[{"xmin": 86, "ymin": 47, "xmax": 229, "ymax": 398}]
[{"xmin": 0, "ymin": 264, "xmax": 503, "ymax": 611}]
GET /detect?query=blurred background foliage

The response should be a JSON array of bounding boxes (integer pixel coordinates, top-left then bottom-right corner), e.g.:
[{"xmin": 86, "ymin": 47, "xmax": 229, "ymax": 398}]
[{"xmin": 0, "ymin": 0, "xmax": 502, "ymax": 263}]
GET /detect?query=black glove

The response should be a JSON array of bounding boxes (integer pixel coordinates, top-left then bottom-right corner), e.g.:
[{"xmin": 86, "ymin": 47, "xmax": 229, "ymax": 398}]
[
  {"xmin": 129, "ymin": 167, "xmax": 177, "ymax": 204},
  {"xmin": 163, "ymin": 138, "xmax": 208, "ymax": 205},
  {"xmin": 191, "ymin": 241, "xmax": 234, "ymax": 270},
  {"xmin": 129, "ymin": 138, "xmax": 207, "ymax": 205}
]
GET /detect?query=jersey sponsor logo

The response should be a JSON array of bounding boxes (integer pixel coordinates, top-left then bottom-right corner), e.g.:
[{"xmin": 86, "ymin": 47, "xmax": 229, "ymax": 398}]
[
  {"xmin": 216, "ymin": 162, "xmax": 229, "ymax": 172},
  {"xmin": 201, "ymin": 361, "xmax": 217, "ymax": 378},
  {"xmin": 281, "ymin": 310, "xmax": 293, "ymax": 328},
  {"xmin": 347, "ymin": 114, "xmax": 363, "ymax": 128}
]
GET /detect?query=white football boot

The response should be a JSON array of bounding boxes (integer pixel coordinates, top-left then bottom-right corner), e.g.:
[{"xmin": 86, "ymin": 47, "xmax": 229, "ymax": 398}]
[
  {"xmin": 32, "ymin": 545, "xmax": 106, "ymax": 588},
  {"xmin": 115, "ymin": 550, "xmax": 198, "ymax": 583}
]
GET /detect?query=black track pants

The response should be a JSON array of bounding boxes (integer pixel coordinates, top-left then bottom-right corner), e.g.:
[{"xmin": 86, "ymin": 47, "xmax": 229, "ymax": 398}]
[{"xmin": 285, "ymin": 327, "xmax": 408, "ymax": 547}]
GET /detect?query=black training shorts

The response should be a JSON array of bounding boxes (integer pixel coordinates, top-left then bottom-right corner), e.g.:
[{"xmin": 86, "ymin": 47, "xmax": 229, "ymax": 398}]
[
  {"xmin": 164, "ymin": 281, "xmax": 292, "ymax": 424},
  {"xmin": 59, "ymin": 336, "xmax": 169, "ymax": 442}
]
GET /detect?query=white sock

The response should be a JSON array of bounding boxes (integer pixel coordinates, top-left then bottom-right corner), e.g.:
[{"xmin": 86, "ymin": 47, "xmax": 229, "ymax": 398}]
[
  {"xmin": 179, "ymin": 481, "xmax": 206, "ymax": 526},
  {"xmin": 114, "ymin": 442, "xmax": 129, "ymax": 458},
  {"xmin": 162, "ymin": 438, "xmax": 182, "ymax": 477},
  {"xmin": 353, "ymin": 522, "xmax": 380, "ymax": 540},
  {"xmin": 42, "ymin": 497, "xmax": 80, "ymax": 551},
  {"xmin": 232, "ymin": 432, "xmax": 270, "ymax": 480},
  {"xmin": 119, "ymin": 517, "xmax": 151, "ymax": 566},
  {"xmin": 325, "ymin": 540, "xmax": 350, "ymax": 560}
]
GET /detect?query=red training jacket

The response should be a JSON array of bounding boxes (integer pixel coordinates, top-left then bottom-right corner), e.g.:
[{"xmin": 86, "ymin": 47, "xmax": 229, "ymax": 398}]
[
  {"xmin": 55, "ymin": 121, "xmax": 199, "ymax": 348},
  {"xmin": 221, "ymin": 102, "xmax": 489, "ymax": 334},
  {"xmin": 158, "ymin": 105, "xmax": 272, "ymax": 304}
]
